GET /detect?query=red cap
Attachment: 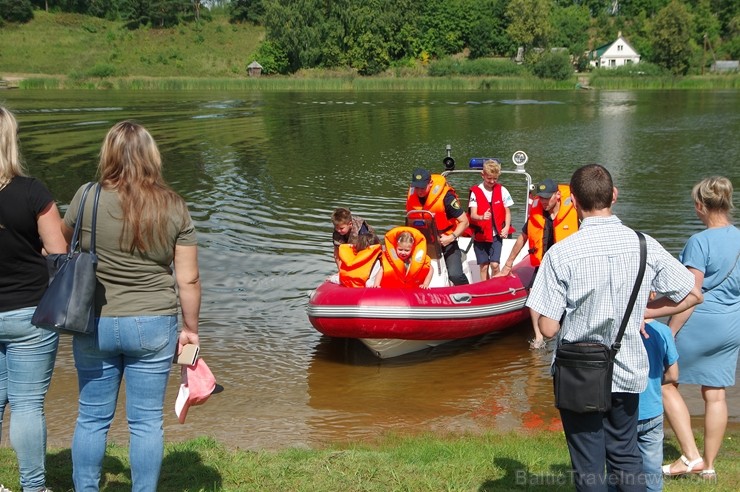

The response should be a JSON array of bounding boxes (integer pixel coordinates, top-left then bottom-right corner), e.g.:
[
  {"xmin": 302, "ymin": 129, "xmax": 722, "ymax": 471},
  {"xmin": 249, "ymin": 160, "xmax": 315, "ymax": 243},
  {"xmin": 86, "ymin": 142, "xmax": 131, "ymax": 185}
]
[{"xmin": 175, "ymin": 358, "xmax": 217, "ymax": 424}]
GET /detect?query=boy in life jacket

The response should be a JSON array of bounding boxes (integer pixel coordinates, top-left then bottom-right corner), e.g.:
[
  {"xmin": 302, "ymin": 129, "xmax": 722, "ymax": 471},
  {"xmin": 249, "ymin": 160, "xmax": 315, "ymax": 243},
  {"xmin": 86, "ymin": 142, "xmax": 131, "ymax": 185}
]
[
  {"xmin": 331, "ymin": 207, "xmax": 378, "ymax": 270},
  {"xmin": 337, "ymin": 233, "xmax": 382, "ymax": 288},
  {"xmin": 468, "ymin": 159, "xmax": 514, "ymax": 280},
  {"xmin": 406, "ymin": 168, "xmax": 469, "ymax": 286},
  {"xmin": 497, "ymin": 178, "xmax": 579, "ymax": 349},
  {"xmin": 371, "ymin": 227, "xmax": 433, "ymax": 289}
]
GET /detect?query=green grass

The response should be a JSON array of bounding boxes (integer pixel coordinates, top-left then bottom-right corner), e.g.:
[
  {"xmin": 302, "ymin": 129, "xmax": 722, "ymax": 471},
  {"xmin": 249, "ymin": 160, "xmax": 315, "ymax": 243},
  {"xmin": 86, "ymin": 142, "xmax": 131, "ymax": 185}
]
[
  {"xmin": 1, "ymin": 11, "xmax": 263, "ymax": 79},
  {"xmin": 16, "ymin": 75, "xmax": 579, "ymax": 91},
  {"xmin": 15, "ymin": 74, "xmax": 739, "ymax": 91},
  {"xmin": 587, "ymin": 74, "xmax": 740, "ymax": 90},
  {"xmin": 1, "ymin": 431, "xmax": 738, "ymax": 491}
]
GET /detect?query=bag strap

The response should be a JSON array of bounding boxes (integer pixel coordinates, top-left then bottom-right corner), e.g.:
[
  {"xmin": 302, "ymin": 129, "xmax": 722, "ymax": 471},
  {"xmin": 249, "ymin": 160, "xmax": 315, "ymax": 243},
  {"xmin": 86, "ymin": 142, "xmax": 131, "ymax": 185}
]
[
  {"xmin": 89, "ymin": 183, "xmax": 101, "ymax": 254},
  {"xmin": 704, "ymin": 247, "xmax": 740, "ymax": 293},
  {"xmin": 611, "ymin": 231, "xmax": 647, "ymax": 357},
  {"xmin": 69, "ymin": 182, "xmax": 101, "ymax": 257}
]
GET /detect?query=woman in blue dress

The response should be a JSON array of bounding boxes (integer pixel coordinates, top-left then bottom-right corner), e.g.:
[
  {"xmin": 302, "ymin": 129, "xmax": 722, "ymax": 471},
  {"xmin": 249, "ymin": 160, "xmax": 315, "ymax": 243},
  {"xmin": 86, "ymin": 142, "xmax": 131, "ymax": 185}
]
[{"xmin": 662, "ymin": 176, "xmax": 740, "ymax": 481}]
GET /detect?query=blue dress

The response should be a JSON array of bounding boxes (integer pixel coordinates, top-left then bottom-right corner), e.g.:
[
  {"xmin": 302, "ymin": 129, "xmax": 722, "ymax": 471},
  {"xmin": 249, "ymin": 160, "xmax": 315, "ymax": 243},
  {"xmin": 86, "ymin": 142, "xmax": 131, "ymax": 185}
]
[{"xmin": 675, "ymin": 225, "xmax": 740, "ymax": 386}]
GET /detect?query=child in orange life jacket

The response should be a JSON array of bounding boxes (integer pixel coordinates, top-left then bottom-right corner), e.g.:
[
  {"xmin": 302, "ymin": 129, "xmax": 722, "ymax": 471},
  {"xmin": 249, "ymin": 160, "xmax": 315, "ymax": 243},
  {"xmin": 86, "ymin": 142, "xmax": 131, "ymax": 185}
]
[
  {"xmin": 371, "ymin": 228, "xmax": 433, "ymax": 289},
  {"xmin": 337, "ymin": 233, "xmax": 382, "ymax": 288},
  {"xmin": 468, "ymin": 159, "xmax": 514, "ymax": 280}
]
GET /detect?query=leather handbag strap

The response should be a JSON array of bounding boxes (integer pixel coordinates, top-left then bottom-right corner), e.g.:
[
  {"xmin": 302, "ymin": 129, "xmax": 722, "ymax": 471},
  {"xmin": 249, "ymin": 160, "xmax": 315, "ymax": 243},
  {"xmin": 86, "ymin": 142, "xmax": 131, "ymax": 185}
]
[
  {"xmin": 69, "ymin": 182, "xmax": 101, "ymax": 257},
  {"xmin": 611, "ymin": 231, "xmax": 647, "ymax": 356}
]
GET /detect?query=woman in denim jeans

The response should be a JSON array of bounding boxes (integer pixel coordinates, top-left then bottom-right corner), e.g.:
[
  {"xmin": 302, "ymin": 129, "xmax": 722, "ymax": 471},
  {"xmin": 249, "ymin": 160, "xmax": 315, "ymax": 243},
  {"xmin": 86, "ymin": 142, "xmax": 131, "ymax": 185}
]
[
  {"xmin": 0, "ymin": 107, "xmax": 68, "ymax": 492},
  {"xmin": 63, "ymin": 121, "xmax": 201, "ymax": 492}
]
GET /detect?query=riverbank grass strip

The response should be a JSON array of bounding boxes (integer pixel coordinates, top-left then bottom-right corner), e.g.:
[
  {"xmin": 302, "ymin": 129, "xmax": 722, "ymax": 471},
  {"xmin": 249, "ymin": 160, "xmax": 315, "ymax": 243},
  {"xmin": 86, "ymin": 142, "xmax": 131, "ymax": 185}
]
[{"xmin": 1, "ymin": 431, "xmax": 738, "ymax": 491}]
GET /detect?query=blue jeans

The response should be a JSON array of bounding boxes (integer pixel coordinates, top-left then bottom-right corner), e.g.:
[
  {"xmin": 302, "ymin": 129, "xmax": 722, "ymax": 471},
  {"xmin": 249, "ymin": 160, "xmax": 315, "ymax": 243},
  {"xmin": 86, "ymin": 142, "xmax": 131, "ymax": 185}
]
[
  {"xmin": 637, "ymin": 414, "xmax": 663, "ymax": 492},
  {"xmin": 72, "ymin": 315, "xmax": 177, "ymax": 492},
  {"xmin": 0, "ymin": 306, "xmax": 59, "ymax": 492}
]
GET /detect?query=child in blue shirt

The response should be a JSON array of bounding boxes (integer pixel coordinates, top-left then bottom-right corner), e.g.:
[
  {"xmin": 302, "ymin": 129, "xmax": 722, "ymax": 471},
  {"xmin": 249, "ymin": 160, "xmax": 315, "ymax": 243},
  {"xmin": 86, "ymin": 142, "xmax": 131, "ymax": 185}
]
[
  {"xmin": 639, "ymin": 319, "xmax": 679, "ymax": 492},
  {"xmin": 609, "ymin": 318, "xmax": 678, "ymax": 492}
]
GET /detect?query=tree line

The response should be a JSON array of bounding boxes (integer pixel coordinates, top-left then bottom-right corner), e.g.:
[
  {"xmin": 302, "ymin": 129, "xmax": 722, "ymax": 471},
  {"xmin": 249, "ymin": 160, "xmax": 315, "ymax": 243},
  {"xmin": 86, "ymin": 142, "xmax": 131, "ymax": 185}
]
[{"xmin": 1, "ymin": 0, "xmax": 738, "ymax": 76}]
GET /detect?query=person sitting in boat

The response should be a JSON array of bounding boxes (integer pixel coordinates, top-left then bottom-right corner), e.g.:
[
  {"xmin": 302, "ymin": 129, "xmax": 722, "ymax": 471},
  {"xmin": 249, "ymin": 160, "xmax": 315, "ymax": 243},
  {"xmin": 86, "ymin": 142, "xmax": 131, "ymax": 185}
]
[
  {"xmin": 331, "ymin": 207, "xmax": 378, "ymax": 270},
  {"xmin": 372, "ymin": 227, "xmax": 433, "ymax": 289},
  {"xmin": 406, "ymin": 168, "xmax": 469, "ymax": 286},
  {"xmin": 497, "ymin": 178, "xmax": 578, "ymax": 349},
  {"xmin": 337, "ymin": 233, "xmax": 382, "ymax": 288},
  {"xmin": 468, "ymin": 159, "xmax": 514, "ymax": 281}
]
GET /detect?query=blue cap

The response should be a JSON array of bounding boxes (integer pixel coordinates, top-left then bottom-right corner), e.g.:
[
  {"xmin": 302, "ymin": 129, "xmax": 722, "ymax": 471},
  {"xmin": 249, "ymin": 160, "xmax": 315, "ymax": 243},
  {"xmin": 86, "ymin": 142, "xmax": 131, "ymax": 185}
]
[{"xmin": 411, "ymin": 168, "xmax": 431, "ymax": 188}]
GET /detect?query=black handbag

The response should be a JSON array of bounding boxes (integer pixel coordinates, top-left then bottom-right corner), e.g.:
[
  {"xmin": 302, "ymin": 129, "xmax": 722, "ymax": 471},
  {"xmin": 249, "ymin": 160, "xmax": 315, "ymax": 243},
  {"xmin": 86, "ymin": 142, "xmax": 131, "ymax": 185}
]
[
  {"xmin": 552, "ymin": 231, "xmax": 646, "ymax": 413},
  {"xmin": 32, "ymin": 182, "xmax": 101, "ymax": 335}
]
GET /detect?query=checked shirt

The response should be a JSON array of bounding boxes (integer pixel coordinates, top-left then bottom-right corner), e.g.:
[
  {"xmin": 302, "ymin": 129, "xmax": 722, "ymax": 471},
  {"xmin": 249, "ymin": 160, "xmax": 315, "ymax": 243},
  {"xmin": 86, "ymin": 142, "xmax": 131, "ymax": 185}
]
[{"xmin": 526, "ymin": 215, "xmax": 695, "ymax": 393}]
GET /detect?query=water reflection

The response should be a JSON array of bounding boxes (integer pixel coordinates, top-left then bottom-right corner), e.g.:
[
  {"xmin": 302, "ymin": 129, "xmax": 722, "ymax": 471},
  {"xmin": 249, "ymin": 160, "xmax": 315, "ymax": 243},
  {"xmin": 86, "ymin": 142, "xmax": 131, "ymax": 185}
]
[{"xmin": 1, "ymin": 90, "xmax": 738, "ymax": 451}]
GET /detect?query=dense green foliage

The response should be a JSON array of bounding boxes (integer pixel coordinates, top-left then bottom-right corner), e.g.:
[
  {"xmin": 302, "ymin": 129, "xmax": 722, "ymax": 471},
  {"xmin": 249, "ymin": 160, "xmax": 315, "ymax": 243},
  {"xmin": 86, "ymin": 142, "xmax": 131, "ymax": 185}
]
[
  {"xmin": 3, "ymin": 0, "xmax": 739, "ymax": 78},
  {"xmin": 650, "ymin": 0, "xmax": 695, "ymax": 75},
  {"xmin": 532, "ymin": 51, "xmax": 574, "ymax": 80},
  {"xmin": 0, "ymin": 0, "xmax": 34, "ymax": 23},
  {"xmin": 427, "ymin": 57, "xmax": 529, "ymax": 77}
]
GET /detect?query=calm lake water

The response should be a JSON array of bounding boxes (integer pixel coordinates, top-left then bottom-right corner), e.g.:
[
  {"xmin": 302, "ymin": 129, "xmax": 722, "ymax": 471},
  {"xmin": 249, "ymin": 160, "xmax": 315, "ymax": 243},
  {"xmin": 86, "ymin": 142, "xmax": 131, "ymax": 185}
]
[{"xmin": 1, "ymin": 89, "xmax": 738, "ymax": 450}]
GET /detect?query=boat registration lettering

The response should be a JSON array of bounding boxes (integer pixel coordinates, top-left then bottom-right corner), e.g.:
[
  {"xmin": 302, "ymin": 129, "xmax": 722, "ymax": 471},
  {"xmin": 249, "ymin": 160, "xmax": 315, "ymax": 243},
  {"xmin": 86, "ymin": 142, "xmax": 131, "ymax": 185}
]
[{"xmin": 412, "ymin": 292, "xmax": 449, "ymax": 305}]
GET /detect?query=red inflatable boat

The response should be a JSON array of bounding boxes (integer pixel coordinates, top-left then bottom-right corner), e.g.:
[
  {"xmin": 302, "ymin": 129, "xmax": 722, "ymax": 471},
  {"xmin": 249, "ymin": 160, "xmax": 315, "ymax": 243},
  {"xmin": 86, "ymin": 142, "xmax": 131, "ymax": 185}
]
[{"xmin": 307, "ymin": 148, "xmax": 536, "ymax": 358}]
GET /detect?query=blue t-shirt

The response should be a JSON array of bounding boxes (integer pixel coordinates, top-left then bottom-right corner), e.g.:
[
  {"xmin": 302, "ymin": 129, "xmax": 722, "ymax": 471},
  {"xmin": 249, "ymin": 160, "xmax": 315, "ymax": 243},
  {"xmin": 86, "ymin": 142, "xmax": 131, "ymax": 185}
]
[
  {"xmin": 639, "ymin": 320, "xmax": 678, "ymax": 420},
  {"xmin": 680, "ymin": 225, "xmax": 740, "ymax": 308}
]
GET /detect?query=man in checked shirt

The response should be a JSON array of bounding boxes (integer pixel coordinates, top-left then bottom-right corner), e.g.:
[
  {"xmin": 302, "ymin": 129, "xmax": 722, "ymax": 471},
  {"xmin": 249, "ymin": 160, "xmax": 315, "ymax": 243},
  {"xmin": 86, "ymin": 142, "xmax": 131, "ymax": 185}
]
[{"xmin": 526, "ymin": 164, "xmax": 703, "ymax": 492}]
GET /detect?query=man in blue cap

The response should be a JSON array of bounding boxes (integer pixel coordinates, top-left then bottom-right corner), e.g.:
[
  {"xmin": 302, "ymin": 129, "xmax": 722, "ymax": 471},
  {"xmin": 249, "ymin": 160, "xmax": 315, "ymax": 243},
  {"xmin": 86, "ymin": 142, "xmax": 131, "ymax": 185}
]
[
  {"xmin": 498, "ymin": 178, "xmax": 579, "ymax": 348},
  {"xmin": 406, "ymin": 168, "xmax": 470, "ymax": 286}
]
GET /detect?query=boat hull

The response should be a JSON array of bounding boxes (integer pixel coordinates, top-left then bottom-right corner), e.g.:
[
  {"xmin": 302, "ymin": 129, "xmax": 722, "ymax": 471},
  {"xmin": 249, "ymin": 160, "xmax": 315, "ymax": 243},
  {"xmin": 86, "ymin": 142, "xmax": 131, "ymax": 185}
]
[{"xmin": 307, "ymin": 258, "xmax": 534, "ymax": 357}]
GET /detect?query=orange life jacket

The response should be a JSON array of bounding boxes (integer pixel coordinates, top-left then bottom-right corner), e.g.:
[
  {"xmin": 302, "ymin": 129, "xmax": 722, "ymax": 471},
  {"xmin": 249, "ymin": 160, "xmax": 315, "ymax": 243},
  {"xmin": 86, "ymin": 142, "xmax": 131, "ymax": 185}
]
[
  {"xmin": 380, "ymin": 227, "xmax": 432, "ymax": 288},
  {"xmin": 469, "ymin": 183, "xmax": 512, "ymax": 242},
  {"xmin": 338, "ymin": 243, "xmax": 381, "ymax": 288},
  {"xmin": 527, "ymin": 184, "xmax": 578, "ymax": 266},
  {"xmin": 406, "ymin": 174, "xmax": 458, "ymax": 235}
]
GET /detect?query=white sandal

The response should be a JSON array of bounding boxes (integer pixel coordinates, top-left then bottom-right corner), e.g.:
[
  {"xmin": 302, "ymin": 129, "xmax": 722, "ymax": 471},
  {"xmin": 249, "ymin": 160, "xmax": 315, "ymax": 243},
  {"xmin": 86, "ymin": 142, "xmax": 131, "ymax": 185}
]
[
  {"xmin": 661, "ymin": 454, "xmax": 704, "ymax": 476},
  {"xmin": 699, "ymin": 469, "xmax": 717, "ymax": 481}
]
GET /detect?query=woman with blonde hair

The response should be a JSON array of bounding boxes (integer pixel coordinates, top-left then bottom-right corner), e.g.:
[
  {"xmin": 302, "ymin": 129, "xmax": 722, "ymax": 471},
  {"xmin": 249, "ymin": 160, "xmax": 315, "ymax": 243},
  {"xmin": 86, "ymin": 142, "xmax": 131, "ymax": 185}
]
[
  {"xmin": 0, "ymin": 106, "xmax": 67, "ymax": 492},
  {"xmin": 65, "ymin": 121, "xmax": 201, "ymax": 491},
  {"xmin": 662, "ymin": 176, "xmax": 740, "ymax": 481}
]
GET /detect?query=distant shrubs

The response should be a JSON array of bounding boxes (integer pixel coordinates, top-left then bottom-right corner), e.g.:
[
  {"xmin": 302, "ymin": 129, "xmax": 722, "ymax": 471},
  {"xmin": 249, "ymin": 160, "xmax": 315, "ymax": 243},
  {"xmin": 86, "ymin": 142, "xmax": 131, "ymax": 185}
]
[
  {"xmin": 86, "ymin": 63, "xmax": 117, "ymax": 78},
  {"xmin": 254, "ymin": 41, "xmax": 289, "ymax": 75},
  {"xmin": 531, "ymin": 52, "xmax": 573, "ymax": 80},
  {"xmin": 0, "ymin": 0, "xmax": 33, "ymax": 23},
  {"xmin": 428, "ymin": 55, "xmax": 576, "ymax": 80},
  {"xmin": 591, "ymin": 62, "xmax": 667, "ymax": 77},
  {"xmin": 428, "ymin": 58, "xmax": 527, "ymax": 77}
]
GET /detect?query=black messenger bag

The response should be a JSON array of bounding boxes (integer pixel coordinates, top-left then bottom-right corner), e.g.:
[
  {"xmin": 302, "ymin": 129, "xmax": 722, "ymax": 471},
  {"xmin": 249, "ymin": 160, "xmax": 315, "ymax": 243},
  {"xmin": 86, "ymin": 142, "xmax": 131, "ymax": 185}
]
[{"xmin": 552, "ymin": 231, "xmax": 646, "ymax": 413}]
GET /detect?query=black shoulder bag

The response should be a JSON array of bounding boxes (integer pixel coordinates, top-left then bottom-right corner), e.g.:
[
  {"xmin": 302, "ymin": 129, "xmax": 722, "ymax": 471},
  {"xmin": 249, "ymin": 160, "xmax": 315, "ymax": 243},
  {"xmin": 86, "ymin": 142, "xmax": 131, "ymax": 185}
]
[
  {"xmin": 32, "ymin": 182, "xmax": 100, "ymax": 335},
  {"xmin": 553, "ymin": 231, "xmax": 647, "ymax": 413}
]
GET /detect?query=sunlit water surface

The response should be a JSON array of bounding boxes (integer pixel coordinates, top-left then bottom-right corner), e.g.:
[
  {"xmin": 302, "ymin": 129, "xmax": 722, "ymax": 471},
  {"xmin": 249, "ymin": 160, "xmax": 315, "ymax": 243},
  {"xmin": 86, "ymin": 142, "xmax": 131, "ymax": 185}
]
[{"xmin": 1, "ymin": 89, "xmax": 738, "ymax": 450}]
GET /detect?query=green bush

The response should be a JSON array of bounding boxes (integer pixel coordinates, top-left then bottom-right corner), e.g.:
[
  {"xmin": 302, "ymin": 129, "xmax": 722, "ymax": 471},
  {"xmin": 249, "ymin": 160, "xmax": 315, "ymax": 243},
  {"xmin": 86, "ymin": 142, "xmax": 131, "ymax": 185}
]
[
  {"xmin": 531, "ymin": 51, "xmax": 573, "ymax": 80},
  {"xmin": 254, "ymin": 41, "xmax": 289, "ymax": 75},
  {"xmin": 591, "ymin": 62, "xmax": 667, "ymax": 78},
  {"xmin": 86, "ymin": 63, "xmax": 117, "ymax": 78},
  {"xmin": 428, "ymin": 57, "xmax": 527, "ymax": 77},
  {"xmin": 0, "ymin": 0, "xmax": 33, "ymax": 23}
]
